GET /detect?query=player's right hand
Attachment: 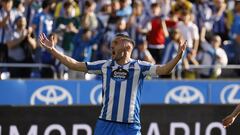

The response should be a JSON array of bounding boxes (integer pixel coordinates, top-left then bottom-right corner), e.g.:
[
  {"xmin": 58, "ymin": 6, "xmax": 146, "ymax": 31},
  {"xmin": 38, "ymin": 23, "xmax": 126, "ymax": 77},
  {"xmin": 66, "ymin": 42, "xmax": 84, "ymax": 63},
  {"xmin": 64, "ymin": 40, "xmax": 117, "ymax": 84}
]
[
  {"xmin": 222, "ymin": 114, "xmax": 236, "ymax": 128},
  {"xmin": 39, "ymin": 33, "xmax": 55, "ymax": 51}
]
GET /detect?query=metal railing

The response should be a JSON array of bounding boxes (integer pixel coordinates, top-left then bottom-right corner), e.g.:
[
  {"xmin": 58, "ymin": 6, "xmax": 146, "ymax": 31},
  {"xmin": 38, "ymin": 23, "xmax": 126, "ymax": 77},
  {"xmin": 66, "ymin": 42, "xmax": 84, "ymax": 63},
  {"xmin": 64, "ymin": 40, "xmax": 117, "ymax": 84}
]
[
  {"xmin": 1, "ymin": 63, "xmax": 240, "ymax": 80},
  {"xmin": 0, "ymin": 63, "xmax": 57, "ymax": 79},
  {"xmin": 176, "ymin": 64, "xmax": 240, "ymax": 79}
]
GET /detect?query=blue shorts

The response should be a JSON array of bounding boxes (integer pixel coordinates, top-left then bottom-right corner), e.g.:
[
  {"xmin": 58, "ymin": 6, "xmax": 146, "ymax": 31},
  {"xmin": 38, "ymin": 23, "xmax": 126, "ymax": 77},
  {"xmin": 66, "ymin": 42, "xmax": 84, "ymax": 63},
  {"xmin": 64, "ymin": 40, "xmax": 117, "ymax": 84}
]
[{"xmin": 94, "ymin": 119, "xmax": 141, "ymax": 135}]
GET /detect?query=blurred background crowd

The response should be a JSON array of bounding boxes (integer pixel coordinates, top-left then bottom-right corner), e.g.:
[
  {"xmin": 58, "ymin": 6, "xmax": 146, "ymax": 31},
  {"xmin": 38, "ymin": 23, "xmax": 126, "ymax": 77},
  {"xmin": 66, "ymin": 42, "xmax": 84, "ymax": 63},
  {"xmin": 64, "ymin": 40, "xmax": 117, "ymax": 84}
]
[{"xmin": 0, "ymin": 0, "xmax": 240, "ymax": 80}]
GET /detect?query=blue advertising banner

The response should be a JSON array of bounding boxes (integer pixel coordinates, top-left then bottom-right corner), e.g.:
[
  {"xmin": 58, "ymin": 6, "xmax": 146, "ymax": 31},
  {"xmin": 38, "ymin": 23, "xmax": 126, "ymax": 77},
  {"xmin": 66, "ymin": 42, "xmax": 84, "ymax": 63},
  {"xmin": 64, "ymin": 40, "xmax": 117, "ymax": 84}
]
[
  {"xmin": 0, "ymin": 80, "xmax": 240, "ymax": 105},
  {"xmin": 0, "ymin": 80, "xmax": 80, "ymax": 105},
  {"xmin": 210, "ymin": 81, "xmax": 240, "ymax": 104},
  {"xmin": 141, "ymin": 80, "xmax": 209, "ymax": 104}
]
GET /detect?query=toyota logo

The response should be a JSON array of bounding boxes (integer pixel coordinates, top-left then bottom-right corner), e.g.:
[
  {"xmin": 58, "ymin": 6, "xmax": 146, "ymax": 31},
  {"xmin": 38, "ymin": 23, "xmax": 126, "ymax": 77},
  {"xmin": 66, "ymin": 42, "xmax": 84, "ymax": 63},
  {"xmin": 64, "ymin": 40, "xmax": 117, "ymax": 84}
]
[
  {"xmin": 165, "ymin": 86, "xmax": 205, "ymax": 104},
  {"xmin": 30, "ymin": 85, "xmax": 73, "ymax": 105},
  {"xmin": 90, "ymin": 84, "xmax": 102, "ymax": 105},
  {"xmin": 220, "ymin": 84, "xmax": 240, "ymax": 104}
]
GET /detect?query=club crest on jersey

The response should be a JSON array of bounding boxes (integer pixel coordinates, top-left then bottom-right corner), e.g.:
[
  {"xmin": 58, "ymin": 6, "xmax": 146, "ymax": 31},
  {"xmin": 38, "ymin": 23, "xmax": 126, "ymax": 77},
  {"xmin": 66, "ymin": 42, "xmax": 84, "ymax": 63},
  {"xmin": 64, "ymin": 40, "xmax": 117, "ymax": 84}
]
[{"xmin": 111, "ymin": 68, "xmax": 129, "ymax": 81}]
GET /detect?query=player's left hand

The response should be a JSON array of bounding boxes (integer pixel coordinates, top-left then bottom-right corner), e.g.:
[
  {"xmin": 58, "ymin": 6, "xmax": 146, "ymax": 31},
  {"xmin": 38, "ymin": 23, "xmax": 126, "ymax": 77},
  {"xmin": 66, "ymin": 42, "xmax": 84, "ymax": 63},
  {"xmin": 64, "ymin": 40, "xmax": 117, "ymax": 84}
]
[
  {"xmin": 178, "ymin": 40, "xmax": 187, "ymax": 56},
  {"xmin": 222, "ymin": 114, "xmax": 236, "ymax": 128}
]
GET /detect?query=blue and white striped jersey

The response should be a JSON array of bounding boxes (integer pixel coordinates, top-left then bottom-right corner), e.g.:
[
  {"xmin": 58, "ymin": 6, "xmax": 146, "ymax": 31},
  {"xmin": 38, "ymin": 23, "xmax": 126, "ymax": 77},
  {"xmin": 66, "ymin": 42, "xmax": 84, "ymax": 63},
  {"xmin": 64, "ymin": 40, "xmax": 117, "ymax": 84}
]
[{"xmin": 86, "ymin": 59, "xmax": 157, "ymax": 123}]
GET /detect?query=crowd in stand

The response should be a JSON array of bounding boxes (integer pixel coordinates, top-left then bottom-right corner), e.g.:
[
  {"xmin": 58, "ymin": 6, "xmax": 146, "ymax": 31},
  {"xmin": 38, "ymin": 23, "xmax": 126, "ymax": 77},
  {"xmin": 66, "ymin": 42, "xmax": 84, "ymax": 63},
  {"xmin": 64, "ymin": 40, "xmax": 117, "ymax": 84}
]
[{"xmin": 0, "ymin": 0, "xmax": 240, "ymax": 80}]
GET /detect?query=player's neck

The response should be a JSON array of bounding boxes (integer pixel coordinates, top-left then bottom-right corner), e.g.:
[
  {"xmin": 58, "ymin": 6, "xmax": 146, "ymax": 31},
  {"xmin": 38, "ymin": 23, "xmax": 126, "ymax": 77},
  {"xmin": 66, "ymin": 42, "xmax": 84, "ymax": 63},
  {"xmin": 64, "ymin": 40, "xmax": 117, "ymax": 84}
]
[{"xmin": 116, "ymin": 57, "xmax": 131, "ymax": 66}]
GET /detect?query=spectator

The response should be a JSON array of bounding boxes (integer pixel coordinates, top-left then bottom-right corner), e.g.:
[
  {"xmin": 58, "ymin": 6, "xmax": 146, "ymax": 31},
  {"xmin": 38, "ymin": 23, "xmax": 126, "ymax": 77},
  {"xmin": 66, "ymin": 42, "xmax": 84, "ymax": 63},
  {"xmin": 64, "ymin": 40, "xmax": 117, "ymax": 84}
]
[
  {"xmin": 13, "ymin": 0, "xmax": 25, "ymax": 17},
  {"xmin": 177, "ymin": 10, "xmax": 200, "ymax": 79},
  {"xmin": 198, "ymin": 29, "xmax": 228, "ymax": 78},
  {"xmin": 162, "ymin": 29, "xmax": 187, "ymax": 78},
  {"xmin": 172, "ymin": 0, "xmax": 193, "ymax": 13},
  {"xmin": 94, "ymin": 0, "xmax": 111, "ymax": 12},
  {"xmin": 80, "ymin": 0, "xmax": 98, "ymax": 30},
  {"xmin": 0, "ymin": 0, "xmax": 19, "ymax": 63},
  {"xmin": 160, "ymin": 0, "xmax": 171, "ymax": 18},
  {"xmin": 70, "ymin": 28, "xmax": 102, "ymax": 79},
  {"xmin": 97, "ymin": 1, "xmax": 111, "ymax": 28},
  {"xmin": 31, "ymin": 0, "xmax": 54, "ymax": 77},
  {"xmin": 32, "ymin": 0, "xmax": 54, "ymax": 37},
  {"xmin": 54, "ymin": 0, "xmax": 80, "ymax": 18},
  {"xmin": 211, "ymin": 0, "xmax": 228, "ymax": 41},
  {"xmin": 232, "ymin": 34, "xmax": 240, "ymax": 77},
  {"xmin": 225, "ymin": 34, "xmax": 240, "ymax": 65},
  {"xmin": 106, "ymin": 0, "xmax": 121, "ymax": 31},
  {"xmin": 147, "ymin": 2, "xmax": 169, "ymax": 64},
  {"xmin": 192, "ymin": 0, "xmax": 213, "ymax": 32},
  {"xmin": 142, "ymin": 0, "xmax": 156, "ymax": 17},
  {"xmin": 72, "ymin": 28, "xmax": 103, "ymax": 64},
  {"xmin": 127, "ymin": 1, "xmax": 150, "ymax": 45},
  {"xmin": 116, "ymin": 0, "xmax": 132, "ymax": 18},
  {"xmin": 165, "ymin": 10, "xmax": 179, "ymax": 34},
  {"xmin": 177, "ymin": 10, "xmax": 199, "ymax": 57},
  {"xmin": 162, "ymin": 29, "xmax": 183, "ymax": 66},
  {"xmin": 132, "ymin": 36, "xmax": 155, "ymax": 64},
  {"xmin": 6, "ymin": 16, "xmax": 37, "ymax": 78},
  {"xmin": 23, "ymin": 0, "xmax": 41, "ymax": 28},
  {"xmin": 230, "ymin": 1, "xmax": 240, "ymax": 38},
  {"xmin": 54, "ymin": 1, "xmax": 80, "ymax": 56}
]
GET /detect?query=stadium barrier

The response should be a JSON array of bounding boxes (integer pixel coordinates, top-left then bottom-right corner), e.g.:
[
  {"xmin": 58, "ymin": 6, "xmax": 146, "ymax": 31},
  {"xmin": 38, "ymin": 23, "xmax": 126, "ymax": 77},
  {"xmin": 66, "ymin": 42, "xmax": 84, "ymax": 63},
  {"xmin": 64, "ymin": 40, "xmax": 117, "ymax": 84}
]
[
  {"xmin": 0, "ymin": 105, "xmax": 238, "ymax": 135},
  {"xmin": 175, "ymin": 64, "xmax": 240, "ymax": 79},
  {"xmin": 0, "ymin": 63, "xmax": 57, "ymax": 79},
  {"xmin": 0, "ymin": 80, "xmax": 240, "ymax": 105},
  {"xmin": 2, "ymin": 63, "xmax": 240, "ymax": 80}
]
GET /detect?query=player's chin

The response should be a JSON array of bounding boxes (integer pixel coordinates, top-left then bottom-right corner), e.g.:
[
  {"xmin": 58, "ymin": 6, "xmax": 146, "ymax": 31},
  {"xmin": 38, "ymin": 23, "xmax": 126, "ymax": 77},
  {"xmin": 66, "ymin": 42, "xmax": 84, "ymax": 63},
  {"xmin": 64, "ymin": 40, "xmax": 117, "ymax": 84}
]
[
  {"xmin": 112, "ymin": 53, "xmax": 117, "ymax": 59},
  {"xmin": 112, "ymin": 55, "xmax": 116, "ymax": 60}
]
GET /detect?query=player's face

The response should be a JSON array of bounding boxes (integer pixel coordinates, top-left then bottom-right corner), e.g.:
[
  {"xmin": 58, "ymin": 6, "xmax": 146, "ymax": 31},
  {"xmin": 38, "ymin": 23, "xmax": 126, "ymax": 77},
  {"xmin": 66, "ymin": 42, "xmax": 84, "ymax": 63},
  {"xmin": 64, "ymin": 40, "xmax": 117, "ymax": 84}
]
[{"xmin": 111, "ymin": 37, "xmax": 126, "ymax": 60}]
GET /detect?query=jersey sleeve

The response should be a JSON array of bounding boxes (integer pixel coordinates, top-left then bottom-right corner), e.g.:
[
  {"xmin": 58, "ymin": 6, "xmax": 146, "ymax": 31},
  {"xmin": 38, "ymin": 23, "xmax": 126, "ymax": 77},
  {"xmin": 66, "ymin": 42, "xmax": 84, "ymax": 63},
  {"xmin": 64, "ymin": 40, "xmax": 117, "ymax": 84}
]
[
  {"xmin": 138, "ymin": 60, "xmax": 158, "ymax": 77},
  {"xmin": 85, "ymin": 60, "xmax": 107, "ymax": 74}
]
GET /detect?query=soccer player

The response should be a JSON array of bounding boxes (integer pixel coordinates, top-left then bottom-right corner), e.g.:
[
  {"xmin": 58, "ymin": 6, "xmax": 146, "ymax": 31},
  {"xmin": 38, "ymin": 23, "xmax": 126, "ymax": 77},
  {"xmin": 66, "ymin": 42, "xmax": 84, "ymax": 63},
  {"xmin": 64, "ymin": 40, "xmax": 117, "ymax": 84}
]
[
  {"xmin": 39, "ymin": 32, "xmax": 186, "ymax": 135},
  {"xmin": 222, "ymin": 104, "xmax": 240, "ymax": 128}
]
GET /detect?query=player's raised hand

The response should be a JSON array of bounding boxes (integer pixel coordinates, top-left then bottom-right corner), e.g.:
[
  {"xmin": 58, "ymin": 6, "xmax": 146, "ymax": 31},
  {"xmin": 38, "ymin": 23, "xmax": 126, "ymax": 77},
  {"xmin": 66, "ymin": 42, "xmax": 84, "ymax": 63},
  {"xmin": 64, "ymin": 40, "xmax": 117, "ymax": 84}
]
[
  {"xmin": 39, "ymin": 33, "xmax": 55, "ymax": 51},
  {"xmin": 178, "ymin": 40, "xmax": 187, "ymax": 55},
  {"xmin": 222, "ymin": 114, "xmax": 236, "ymax": 128}
]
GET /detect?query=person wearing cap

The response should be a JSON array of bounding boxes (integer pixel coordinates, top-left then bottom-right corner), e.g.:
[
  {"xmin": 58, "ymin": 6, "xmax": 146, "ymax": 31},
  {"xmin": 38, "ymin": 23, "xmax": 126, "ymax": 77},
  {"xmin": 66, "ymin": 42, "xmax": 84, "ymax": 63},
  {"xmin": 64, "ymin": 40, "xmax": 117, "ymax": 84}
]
[{"xmin": 39, "ymin": 32, "xmax": 186, "ymax": 135}]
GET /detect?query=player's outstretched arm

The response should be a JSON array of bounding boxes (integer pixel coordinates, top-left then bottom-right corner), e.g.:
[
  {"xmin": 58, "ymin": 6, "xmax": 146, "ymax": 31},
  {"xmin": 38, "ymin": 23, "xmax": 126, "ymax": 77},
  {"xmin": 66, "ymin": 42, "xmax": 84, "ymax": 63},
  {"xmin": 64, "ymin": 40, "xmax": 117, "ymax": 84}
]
[
  {"xmin": 222, "ymin": 104, "xmax": 240, "ymax": 128},
  {"xmin": 39, "ymin": 33, "xmax": 87, "ymax": 72},
  {"xmin": 156, "ymin": 40, "xmax": 186, "ymax": 75}
]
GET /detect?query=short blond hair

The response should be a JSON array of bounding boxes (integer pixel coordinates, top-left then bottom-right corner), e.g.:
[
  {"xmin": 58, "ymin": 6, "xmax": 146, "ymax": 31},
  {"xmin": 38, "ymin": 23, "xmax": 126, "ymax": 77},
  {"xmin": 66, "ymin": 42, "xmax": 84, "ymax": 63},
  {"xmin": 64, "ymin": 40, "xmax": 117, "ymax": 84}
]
[{"xmin": 115, "ymin": 33, "xmax": 135, "ymax": 47}]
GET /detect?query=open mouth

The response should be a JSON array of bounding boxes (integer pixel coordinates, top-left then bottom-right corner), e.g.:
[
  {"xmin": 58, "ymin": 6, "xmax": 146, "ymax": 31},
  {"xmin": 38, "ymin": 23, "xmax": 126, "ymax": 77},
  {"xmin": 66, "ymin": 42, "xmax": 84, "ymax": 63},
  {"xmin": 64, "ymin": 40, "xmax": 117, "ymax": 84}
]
[{"xmin": 112, "ymin": 51, "xmax": 116, "ymax": 55}]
